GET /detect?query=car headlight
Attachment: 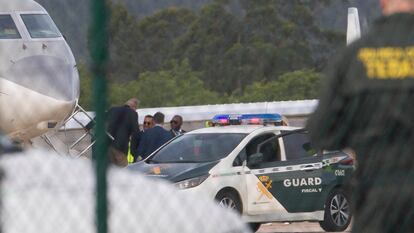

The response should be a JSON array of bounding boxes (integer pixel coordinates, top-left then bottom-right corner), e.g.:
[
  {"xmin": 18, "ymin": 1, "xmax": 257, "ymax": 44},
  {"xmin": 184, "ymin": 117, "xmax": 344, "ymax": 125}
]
[{"xmin": 174, "ymin": 175, "xmax": 210, "ymax": 190}]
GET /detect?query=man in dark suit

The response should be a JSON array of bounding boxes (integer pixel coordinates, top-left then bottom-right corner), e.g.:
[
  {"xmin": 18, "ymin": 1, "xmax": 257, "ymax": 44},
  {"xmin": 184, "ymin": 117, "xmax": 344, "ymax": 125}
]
[
  {"xmin": 137, "ymin": 112, "xmax": 173, "ymax": 159},
  {"xmin": 170, "ymin": 115, "xmax": 186, "ymax": 137},
  {"xmin": 130, "ymin": 114, "xmax": 154, "ymax": 162},
  {"xmin": 86, "ymin": 98, "xmax": 139, "ymax": 167}
]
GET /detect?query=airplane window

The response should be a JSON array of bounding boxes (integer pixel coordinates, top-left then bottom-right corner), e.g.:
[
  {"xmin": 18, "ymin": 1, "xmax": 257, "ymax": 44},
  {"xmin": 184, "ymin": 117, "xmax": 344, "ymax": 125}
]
[
  {"xmin": 0, "ymin": 15, "xmax": 21, "ymax": 39},
  {"xmin": 21, "ymin": 14, "xmax": 61, "ymax": 38}
]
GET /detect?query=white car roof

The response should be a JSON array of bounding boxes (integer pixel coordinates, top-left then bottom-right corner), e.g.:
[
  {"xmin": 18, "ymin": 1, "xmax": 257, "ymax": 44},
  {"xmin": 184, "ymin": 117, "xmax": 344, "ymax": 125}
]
[{"xmin": 186, "ymin": 125, "xmax": 302, "ymax": 134}]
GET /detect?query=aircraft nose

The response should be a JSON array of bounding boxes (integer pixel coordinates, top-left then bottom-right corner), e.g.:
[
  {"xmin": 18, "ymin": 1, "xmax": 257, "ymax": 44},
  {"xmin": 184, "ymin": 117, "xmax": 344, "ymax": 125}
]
[{"xmin": 5, "ymin": 55, "xmax": 79, "ymax": 101}]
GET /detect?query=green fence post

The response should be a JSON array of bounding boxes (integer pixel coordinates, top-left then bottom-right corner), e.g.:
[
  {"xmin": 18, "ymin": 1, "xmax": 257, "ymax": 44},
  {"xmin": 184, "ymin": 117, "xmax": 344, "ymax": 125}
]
[{"xmin": 90, "ymin": 0, "xmax": 109, "ymax": 233}]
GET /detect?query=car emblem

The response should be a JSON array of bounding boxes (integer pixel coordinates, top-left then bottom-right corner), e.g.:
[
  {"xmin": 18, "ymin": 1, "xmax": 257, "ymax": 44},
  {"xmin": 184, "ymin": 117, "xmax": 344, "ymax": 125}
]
[{"xmin": 257, "ymin": 176, "xmax": 273, "ymax": 200}]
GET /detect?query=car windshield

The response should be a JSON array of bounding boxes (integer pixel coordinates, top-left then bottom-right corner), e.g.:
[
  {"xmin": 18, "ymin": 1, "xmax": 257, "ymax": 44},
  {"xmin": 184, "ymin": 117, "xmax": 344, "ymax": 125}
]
[
  {"xmin": 21, "ymin": 14, "xmax": 61, "ymax": 38},
  {"xmin": 149, "ymin": 133, "xmax": 247, "ymax": 163},
  {"xmin": 0, "ymin": 15, "xmax": 21, "ymax": 39}
]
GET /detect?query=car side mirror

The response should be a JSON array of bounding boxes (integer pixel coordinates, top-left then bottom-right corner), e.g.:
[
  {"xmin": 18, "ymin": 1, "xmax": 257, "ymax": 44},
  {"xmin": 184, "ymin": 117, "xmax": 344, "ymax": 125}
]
[{"xmin": 247, "ymin": 152, "xmax": 264, "ymax": 167}]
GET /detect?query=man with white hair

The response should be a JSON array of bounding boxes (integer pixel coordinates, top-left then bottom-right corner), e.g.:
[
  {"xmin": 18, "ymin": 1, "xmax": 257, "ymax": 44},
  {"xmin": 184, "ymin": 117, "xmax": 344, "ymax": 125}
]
[
  {"xmin": 106, "ymin": 98, "xmax": 139, "ymax": 167},
  {"xmin": 307, "ymin": 0, "xmax": 414, "ymax": 232},
  {"xmin": 86, "ymin": 98, "xmax": 139, "ymax": 167}
]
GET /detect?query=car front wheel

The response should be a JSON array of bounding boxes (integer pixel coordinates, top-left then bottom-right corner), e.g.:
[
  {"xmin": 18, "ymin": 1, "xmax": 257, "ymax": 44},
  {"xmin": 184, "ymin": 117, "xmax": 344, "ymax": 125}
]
[
  {"xmin": 319, "ymin": 188, "xmax": 352, "ymax": 232},
  {"xmin": 215, "ymin": 191, "xmax": 261, "ymax": 232},
  {"xmin": 248, "ymin": 223, "xmax": 261, "ymax": 232},
  {"xmin": 215, "ymin": 191, "xmax": 242, "ymax": 213}
]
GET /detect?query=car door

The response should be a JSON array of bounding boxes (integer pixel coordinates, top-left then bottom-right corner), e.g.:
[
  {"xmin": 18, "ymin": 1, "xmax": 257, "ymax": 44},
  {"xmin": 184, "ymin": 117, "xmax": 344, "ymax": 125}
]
[
  {"xmin": 268, "ymin": 130, "xmax": 324, "ymax": 213},
  {"xmin": 243, "ymin": 130, "xmax": 324, "ymax": 216},
  {"xmin": 242, "ymin": 132, "xmax": 288, "ymax": 215}
]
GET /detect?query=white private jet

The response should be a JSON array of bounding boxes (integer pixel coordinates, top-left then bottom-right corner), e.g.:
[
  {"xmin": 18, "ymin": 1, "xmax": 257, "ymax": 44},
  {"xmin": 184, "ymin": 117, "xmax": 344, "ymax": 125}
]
[{"xmin": 0, "ymin": 0, "xmax": 79, "ymax": 143}]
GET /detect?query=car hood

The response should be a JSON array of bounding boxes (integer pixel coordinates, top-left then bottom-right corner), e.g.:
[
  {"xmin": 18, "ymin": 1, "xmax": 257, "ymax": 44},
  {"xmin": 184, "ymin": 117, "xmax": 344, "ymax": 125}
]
[{"xmin": 127, "ymin": 160, "xmax": 219, "ymax": 183}]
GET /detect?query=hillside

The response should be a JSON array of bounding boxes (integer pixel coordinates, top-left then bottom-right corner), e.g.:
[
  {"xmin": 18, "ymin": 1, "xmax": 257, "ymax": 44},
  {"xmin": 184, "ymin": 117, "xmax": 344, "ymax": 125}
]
[
  {"xmin": 36, "ymin": 0, "xmax": 211, "ymax": 60},
  {"xmin": 32, "ymin": 0, "xmax": 382, "ymax": 108},
  {"xmin": 36, "ymin": 0, "xmax": 380, "ymax": 62}
]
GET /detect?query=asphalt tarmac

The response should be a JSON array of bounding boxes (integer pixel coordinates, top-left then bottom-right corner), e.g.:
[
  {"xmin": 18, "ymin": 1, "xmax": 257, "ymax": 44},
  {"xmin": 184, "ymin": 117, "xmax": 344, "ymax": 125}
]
[{"xmin": 257, "ymin": 222, "xmax": 351, "ymax": 233}]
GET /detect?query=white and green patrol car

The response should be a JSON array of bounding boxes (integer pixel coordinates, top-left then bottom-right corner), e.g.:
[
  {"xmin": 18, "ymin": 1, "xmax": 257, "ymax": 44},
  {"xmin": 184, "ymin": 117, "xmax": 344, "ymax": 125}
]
[{"xmin": 128, "ymin": 114, "xmax": 354, "ymax": 232}]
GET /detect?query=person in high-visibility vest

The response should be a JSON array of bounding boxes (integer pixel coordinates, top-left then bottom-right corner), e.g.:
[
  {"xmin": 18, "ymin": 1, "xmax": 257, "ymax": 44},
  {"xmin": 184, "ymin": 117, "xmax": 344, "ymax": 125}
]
[
  {"xmin": 127, "ymin": 142, "xmax": 134, "ymax": 164},
  {"xmin": 86, "ymin": 98, "xmax": 139, "ymax": 167}
]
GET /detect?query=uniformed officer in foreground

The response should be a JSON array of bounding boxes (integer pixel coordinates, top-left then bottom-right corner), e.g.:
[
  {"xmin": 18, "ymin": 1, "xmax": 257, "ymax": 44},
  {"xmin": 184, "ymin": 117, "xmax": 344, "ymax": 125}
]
[{"xmin": 307, "ymin": 0, "xmax": 414, "ymax": 232}]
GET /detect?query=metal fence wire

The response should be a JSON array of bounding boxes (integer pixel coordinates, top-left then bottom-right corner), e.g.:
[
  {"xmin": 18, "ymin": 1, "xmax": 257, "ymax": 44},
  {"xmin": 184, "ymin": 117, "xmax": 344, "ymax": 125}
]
[
  {"xmin": 1, "ymin": 1, "xmax": 413, "ymax": 233},
  {"xmin": 0, "ymin": 0, "xmax": 251, "ymax": 233}
]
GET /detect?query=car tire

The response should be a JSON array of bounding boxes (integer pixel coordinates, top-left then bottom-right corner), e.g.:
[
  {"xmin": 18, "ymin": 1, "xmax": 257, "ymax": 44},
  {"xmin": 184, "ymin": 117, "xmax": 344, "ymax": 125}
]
[
  {"xmin": 319, "ymin": 188, "xmax": 352, "ymax": 232},
  {"xmin": 215, "ymin": 191, "xmax": 262, "ymax": 232},
  {"xmin": 215, "ymin": 191, "xmax": 242, "ymax": 213},
  {"xmin": 248, "ymin": 223, "xmax": 261, "ymax": 232}
]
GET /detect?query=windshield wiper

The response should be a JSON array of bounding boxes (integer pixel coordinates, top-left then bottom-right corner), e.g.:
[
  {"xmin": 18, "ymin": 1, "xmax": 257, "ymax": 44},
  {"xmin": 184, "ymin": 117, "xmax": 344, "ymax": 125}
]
[
  {"xmin": 147, "ymin": 160, "xmax": 160, "ymax": 164},
  {"xmin": 164, "ymin": 160, "xmax": 199, "ymax": 163}
]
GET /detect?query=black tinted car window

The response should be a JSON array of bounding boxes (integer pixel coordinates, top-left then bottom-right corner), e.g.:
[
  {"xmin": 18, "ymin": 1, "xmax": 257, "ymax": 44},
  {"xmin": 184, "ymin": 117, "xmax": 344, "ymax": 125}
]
[
  {"xmin": 282, "ymin": 131, "xmax": 316, "ymax": 160},
  {"xmin": 150, "ymin": 133, "xmax": 246, "ymax": 163},
  {"xmin": 233, "ymin": 148, "xmax": 247, "ymax": 166},
  {"xmin": 259, "ymin": 139, "xmax": 280, "ymax": 163},
  {"xmin": 245, "ymin": 133, "xmax": 280, "ymax": 168},
  {"xmin": 246, "ymin": 134, "xmax": 273, "ymax": 156}
]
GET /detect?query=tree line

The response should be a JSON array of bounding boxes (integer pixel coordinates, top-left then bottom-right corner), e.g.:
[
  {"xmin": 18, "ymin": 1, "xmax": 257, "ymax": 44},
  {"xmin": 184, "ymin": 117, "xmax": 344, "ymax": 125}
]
[{"xmin": 80, "ymin": 0, "xmax": 347, "ymax": 109}]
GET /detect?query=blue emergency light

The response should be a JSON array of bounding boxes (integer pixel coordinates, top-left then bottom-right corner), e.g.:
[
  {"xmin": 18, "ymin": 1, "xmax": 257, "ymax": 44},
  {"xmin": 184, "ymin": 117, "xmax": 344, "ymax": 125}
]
[{"xmin": 211, "ymin": 113, "xmax": 285, "ymax": 126}]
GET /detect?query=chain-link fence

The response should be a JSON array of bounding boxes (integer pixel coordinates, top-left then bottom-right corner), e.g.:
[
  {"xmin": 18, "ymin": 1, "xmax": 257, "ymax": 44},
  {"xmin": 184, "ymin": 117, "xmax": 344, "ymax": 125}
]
[
  {"xmin": 0, "ymin": 0, "xmax": 251, "ymax": 232},
  {"xmin": 3, "ymin": 1, "xmax": 413, "ymax": 233}
]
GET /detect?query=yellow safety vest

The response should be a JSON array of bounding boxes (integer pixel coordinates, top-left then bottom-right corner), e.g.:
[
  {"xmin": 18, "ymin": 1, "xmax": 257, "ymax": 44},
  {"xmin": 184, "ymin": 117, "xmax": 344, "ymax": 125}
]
[{"xmin": 127, "ymin": 142, "xmax": 134, "ymax": 164}]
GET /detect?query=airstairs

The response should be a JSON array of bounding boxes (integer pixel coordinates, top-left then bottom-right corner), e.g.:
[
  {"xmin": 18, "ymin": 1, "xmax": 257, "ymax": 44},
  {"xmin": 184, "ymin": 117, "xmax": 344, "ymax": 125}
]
[{"xmin": 33, "ymin": 103, "xmax": 112, "ymax": 158}]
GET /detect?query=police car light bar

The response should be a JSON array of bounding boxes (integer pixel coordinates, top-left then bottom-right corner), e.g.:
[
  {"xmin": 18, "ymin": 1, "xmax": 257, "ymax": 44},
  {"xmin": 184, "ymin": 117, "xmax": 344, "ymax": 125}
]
[{"xmin": 212, "ymin": 114, "xmax": 286, "ymax": 126}]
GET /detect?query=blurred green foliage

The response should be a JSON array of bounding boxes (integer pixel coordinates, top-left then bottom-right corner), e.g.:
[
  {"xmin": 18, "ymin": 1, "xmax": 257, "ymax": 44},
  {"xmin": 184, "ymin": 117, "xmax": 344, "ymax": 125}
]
[
  {"xmin": 232, "ymin": 69, "xmax": 322, "ymax": 103},
  {"xmin": 80, "ymin": 0, "xmax": 346, "ymax": 109},
  {"xmin": 38, "ymin": 0, "xmax": 381, "ymax": 61},
  {"xmin": 80, "ymin": 64, "xmax": 322, "ymax": 109}
]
